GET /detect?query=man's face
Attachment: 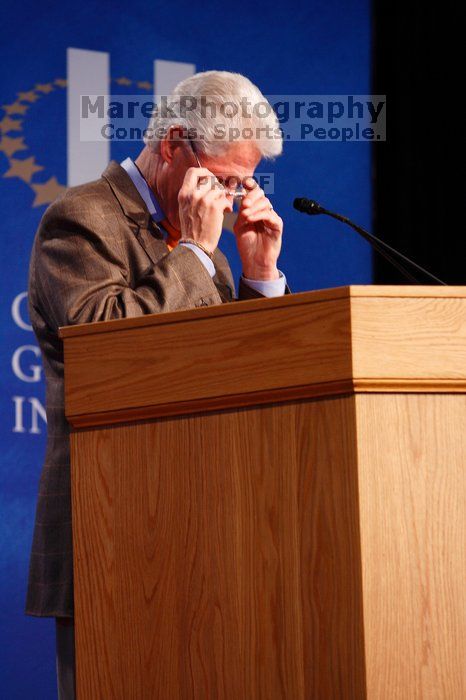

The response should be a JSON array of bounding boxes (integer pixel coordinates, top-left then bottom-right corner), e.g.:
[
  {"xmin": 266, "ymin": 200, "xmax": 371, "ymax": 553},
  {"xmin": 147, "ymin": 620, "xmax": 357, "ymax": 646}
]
[
  {"xmin": 190, "ymin": 140, "xmax": 261, "ymax": 203},
  {"xmin": 163, "ymin": 138, "xmax": 262, "ymax": 222}
]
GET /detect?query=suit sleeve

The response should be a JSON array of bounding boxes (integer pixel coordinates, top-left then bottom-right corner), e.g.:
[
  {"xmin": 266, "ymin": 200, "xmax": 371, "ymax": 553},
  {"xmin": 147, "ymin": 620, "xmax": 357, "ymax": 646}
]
[{"xmin": 30, "ymin": 196, "xmax": 223, "ymax": 330}]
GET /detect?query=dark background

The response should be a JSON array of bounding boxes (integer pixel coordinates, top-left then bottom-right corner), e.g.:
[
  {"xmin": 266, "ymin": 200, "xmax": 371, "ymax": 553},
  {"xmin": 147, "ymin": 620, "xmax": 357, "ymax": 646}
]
[{"xmin": 373, "ymin": 2, "xmax": 464, "ymax": 285}]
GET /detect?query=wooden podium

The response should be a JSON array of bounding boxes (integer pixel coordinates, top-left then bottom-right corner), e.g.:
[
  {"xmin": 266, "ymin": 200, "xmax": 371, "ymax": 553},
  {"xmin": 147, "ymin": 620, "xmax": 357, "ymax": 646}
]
[{"xmin": 60, "ymin": 286, "xmax": 466, "ymax": 699}]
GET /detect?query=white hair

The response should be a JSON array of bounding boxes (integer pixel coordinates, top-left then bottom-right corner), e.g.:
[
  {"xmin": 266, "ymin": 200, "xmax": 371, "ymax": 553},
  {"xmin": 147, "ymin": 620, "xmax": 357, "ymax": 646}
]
[{"xmin": 144, "ymin": 70, "xmax": 283, "ymax": 159}]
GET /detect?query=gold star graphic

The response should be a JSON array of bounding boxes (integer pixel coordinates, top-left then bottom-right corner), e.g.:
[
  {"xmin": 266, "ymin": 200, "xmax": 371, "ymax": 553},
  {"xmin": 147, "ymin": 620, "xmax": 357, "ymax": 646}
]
[
  {"xmin": 31, "ymin": 177, "xmax": 67, "ymax": 207},
  {"xmin": 17, "ymin": 90, "xmax": 40, "ymax": 103},
  {"xmin": 2, "ymin": 102, "xmax": 29, "ymax": 115},
  {"xmin": 4, "ymin": 156, "xmax": 44, "ymax": 182},
  {"xmin": 54, "ymin": 78, "xmax": 67, "ymax": 88},
  {"xmin": 0, "ymin": 116, "xmax": 23, "ymax": 133},
  {"xmin": 35, "ymin": 83, "xmax": 54, "ymax": 94},
  {"xmin": 115, "ymin": 77, "xmax": 132, "ymax": 86},
  {"xmin": 0, "ymin": 135, "xmax": 27, "ymax": 157},
  {"xmin": 137, "ymin": 81, "xmax": 152, "ymax": 90}
]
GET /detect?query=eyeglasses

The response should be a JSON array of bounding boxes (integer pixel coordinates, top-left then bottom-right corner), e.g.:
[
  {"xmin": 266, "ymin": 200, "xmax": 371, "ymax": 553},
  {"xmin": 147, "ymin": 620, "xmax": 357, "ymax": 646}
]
[{"xmin": 189, "ymin": 140, "xmax": 247, "ymax": 199}]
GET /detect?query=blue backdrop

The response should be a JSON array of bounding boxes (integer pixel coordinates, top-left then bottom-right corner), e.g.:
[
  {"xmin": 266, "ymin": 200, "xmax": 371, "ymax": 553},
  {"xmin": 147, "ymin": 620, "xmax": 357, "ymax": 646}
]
[{"xmin": 0, "ymin": 1, "xmax": 371, "ymax": 696}]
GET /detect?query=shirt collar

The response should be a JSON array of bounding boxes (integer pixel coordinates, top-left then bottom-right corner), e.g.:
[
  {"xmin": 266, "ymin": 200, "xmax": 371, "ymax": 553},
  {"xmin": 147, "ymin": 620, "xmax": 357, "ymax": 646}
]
[{"xmin": 120, "ymin": 157, "xmax": 165, "ymax": 223}]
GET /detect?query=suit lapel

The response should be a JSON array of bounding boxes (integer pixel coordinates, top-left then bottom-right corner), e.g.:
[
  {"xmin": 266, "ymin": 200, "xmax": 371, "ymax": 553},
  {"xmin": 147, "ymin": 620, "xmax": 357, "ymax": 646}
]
[
  {"xmin": 102, "ymin": 161, "xmax": 167, "ymax": 265},
  {"xmin": 136, "ymin": 219, "xmax": 169, "ymax": 265}
]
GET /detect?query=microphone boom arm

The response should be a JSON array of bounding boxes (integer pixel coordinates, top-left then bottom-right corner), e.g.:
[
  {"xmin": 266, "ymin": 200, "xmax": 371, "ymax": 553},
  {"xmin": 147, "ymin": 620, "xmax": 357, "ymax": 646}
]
[{"xmin": 293, "ymin": 198, "xmax": 447, "ymax": 286}]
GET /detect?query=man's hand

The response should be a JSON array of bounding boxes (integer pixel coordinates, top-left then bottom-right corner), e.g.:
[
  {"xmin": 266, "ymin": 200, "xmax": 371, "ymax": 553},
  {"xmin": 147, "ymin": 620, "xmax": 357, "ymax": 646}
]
[
  {"xmin": 233, "ymin": 178, "xmax": 283, "ymax": 280},
  {"xmin": 178, "ymin": 167, "xmax": 233, "ymax": 254}
]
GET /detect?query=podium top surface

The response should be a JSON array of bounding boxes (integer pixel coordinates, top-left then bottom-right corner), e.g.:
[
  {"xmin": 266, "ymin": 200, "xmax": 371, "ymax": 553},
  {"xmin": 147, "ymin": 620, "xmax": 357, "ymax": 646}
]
[
  {"xmin": 59, "ymin": 285, "xmax": 466, "ymax": 339},
  {"xmin": 58, "ymin": 285, "xmax": 466, "ymax": 426}
]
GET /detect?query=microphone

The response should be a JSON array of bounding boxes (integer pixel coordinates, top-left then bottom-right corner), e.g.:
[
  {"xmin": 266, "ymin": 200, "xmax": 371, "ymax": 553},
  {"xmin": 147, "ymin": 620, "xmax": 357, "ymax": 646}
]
[
  {"xmin": 293, "ymin": 197, "xmax": 447, "ymax": 285},
  {"xmin": 293, "ymin": 198, "xmax": 325, "ymax": 215}
]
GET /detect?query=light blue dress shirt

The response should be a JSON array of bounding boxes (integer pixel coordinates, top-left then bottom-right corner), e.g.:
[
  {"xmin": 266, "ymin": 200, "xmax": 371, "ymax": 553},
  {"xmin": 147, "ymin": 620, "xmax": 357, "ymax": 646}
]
[{"xmin": 121, "ymin": 157, "xmax": 286, "ymax": 297}]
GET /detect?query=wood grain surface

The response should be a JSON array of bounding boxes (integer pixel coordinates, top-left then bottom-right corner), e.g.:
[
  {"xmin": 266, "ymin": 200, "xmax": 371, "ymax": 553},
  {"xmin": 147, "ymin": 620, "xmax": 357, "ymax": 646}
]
[
  {"xmin": 61, "ymin": 287, "xmax": 466, "ymax": 428},
  {"xmin": 351, "ymin": 296, "xmax": 466, "ymax": 379},
  {"xmin": 71, "ymin": 397, "xmax": 367, "ymax": 699},
  {"xmin": 60, "ymin": 285, "xmax": 466, "ymax": 340},
  {"xmin": 64, "ymin": 294, "xmax": 353, "ymax": 423},
  {"xmin": 356, "ymin": 394, "xmax": 466, "ymax": 699},
  {"xmin": 66, "ymin": 287, "xmax": 466, "ymax": 698}
]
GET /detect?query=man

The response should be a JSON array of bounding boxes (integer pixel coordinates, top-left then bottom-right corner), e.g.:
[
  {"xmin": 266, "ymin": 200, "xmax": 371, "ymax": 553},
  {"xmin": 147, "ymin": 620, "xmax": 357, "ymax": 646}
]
[{"xmin": 26, "ymin": 70, "xmax": 287, "ymax": 698}]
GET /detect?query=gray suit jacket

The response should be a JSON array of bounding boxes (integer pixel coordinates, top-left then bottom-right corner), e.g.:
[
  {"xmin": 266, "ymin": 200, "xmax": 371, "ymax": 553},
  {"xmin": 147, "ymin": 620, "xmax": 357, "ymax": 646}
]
[{"xmin": 26, "ymin": 161, "xmax": 278, "ymax": 618}]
